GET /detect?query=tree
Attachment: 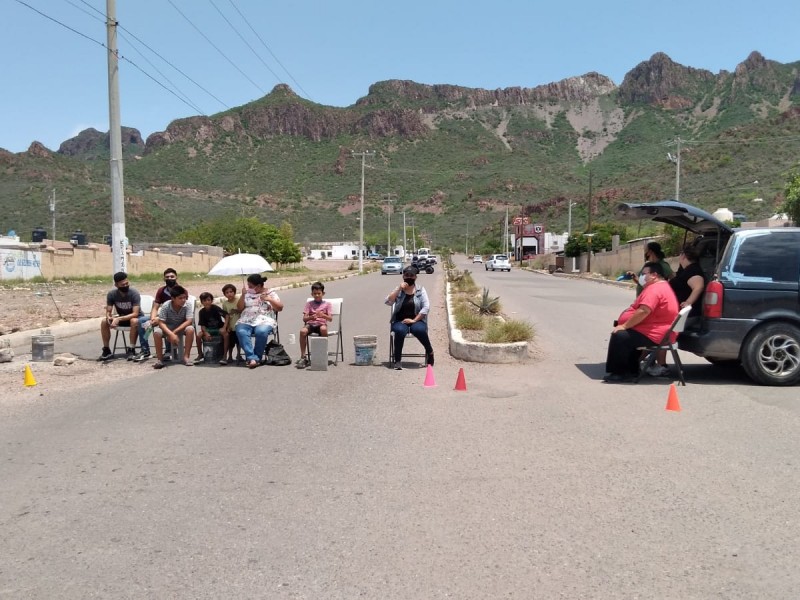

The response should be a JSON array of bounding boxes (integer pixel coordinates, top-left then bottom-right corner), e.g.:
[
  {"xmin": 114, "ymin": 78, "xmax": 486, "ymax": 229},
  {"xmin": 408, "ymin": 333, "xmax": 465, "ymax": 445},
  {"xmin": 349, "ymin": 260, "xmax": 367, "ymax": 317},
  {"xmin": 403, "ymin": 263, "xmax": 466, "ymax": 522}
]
[
  {"xmin": 782, "ymin": 172, "xmax": 800, "ymax": 225},
  {"xmin": 177, "ymin": 217, "xmax": 294, "ymax": 263}
]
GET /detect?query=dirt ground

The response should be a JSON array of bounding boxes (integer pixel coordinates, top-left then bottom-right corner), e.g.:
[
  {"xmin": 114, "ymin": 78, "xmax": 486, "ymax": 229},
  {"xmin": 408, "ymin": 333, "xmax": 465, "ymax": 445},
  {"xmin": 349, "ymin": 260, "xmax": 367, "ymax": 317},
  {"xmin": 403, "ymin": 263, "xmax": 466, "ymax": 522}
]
[
  {"xmin": 0, "ymin": 260, "xmax": 367, "ymax": 407},
  {"xmin": 0, "ymin": 260, "xmax": 362, "ymax": 336}
]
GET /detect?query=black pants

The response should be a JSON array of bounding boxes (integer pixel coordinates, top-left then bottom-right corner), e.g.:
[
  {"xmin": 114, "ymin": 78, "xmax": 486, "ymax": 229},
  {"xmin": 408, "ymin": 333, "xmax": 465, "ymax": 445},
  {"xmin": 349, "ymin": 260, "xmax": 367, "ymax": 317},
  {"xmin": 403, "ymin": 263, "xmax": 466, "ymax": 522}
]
[{"xmin": 605, "ymin": 329, "xmax": 655, "ymax": 376}]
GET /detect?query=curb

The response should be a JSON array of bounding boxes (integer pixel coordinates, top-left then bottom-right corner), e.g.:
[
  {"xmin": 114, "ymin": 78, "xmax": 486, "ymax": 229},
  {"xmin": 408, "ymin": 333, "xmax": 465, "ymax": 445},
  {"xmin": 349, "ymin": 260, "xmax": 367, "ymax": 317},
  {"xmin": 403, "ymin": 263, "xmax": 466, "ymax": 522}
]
[{"xmin": 445, "ymin": 281, "xmax": 529, "ymax": 363}]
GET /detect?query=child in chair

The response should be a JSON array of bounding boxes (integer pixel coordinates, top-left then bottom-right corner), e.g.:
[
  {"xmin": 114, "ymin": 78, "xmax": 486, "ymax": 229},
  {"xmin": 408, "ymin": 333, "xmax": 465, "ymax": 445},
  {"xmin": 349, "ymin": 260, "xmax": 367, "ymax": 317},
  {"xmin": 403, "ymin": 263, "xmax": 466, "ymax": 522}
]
[
  {"xmin": 197, "ymin": 292, "xmax": 229, "ymax": 365},
  {"xmin": 220, "ymin": 284, "xmax": 241, "ymax": 362},
  {"xmin": 295, "ymin": 281, "xmax": 332, "ymax": 369}
]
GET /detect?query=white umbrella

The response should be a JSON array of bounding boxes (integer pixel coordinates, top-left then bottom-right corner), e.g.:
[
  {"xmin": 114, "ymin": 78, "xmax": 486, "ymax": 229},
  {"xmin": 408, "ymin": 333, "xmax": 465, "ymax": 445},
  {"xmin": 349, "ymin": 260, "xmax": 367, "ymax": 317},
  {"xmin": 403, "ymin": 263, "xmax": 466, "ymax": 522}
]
[{"xmin": 208, "ymin": 253, "xmax": 274, "ymax": 276}]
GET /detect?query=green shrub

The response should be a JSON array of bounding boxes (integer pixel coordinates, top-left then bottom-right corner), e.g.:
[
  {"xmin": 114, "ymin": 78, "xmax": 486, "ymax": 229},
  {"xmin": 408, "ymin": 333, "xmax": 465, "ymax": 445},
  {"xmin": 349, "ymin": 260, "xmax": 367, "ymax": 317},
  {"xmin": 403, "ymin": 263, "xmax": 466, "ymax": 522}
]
[
  {"xmin": 483, "ymin": 319, "xmax": 534, "ymax": 343},
  {"xmin": 454, "ymin": 304, "xmax": 484, "ymax": 330}
]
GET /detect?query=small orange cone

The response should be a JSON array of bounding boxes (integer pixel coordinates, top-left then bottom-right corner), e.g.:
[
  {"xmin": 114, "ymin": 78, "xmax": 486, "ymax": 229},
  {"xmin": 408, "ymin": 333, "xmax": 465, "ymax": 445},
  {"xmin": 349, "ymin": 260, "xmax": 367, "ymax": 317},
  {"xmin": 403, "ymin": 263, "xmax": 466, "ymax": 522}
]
[
  {"xmin": 423, "ymin": 365, "xmax": 437, "ymax": 388},
  {"xmin": 454, "ymin": 368, "xmax": 467, "ymax": 391},
  {"xmin": 24, "ymin": 364, "xmax": 37, "ymax": 387},
  {"xmin": 665, "ymin": 383, "xmax": 681, "ymax": 412}
]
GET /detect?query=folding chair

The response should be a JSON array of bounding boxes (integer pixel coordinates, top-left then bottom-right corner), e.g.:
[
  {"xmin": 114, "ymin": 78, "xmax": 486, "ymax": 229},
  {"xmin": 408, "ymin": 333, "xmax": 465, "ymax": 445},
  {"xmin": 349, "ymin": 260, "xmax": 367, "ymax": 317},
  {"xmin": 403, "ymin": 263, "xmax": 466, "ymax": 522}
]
[
  {"xmin": 303, "ymin": 297, "xmax": 344, "ymax": 366},
  {"xmin": 112, "ymin": 294, "xmax": 154, "ymax": 356},
  {"xmin": 634, "ymin": 305, "xmax": 692, "ymax": 386},
  {"xmin": 389, "ymin": 307, "xmax": 427, "ymax": 367}
]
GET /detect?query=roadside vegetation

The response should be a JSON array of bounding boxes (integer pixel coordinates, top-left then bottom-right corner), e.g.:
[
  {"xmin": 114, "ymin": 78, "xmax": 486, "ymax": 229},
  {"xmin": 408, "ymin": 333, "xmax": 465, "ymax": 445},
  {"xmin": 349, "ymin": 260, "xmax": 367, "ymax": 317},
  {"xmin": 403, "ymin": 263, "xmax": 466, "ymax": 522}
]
[{"xmin": 447, "ymin": 268, "xmax": 534, "ymax": 343}]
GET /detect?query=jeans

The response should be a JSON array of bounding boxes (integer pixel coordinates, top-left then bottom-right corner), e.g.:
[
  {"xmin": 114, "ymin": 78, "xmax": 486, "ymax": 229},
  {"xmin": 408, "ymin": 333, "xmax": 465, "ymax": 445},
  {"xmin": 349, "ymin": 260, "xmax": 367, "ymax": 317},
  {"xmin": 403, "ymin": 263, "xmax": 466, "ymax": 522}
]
[
  {"xmin": 236, "ymin": 322, "xmax": 274, "ymax": 362},
  {"xmin": 391, "ymin": 320, "xmax": 433, "ymax": 362},
  {"xmin": 135, "ymin": 318, "xmax": 151, "ymax": 353}
]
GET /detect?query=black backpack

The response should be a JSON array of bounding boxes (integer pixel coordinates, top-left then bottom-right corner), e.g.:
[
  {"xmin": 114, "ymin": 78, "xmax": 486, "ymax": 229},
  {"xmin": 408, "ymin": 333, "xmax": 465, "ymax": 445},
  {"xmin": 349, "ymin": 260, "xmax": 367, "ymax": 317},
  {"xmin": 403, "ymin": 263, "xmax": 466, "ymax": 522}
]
[{"xmin": 264, "ymin": 341, "xmax": 291, "ymax": 366}]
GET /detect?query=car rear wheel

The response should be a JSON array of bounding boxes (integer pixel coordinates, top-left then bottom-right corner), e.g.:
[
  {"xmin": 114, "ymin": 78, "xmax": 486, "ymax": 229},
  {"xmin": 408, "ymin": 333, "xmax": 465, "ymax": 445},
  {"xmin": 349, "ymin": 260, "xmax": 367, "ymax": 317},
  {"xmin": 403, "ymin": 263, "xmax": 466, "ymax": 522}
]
[{"xmin": 741, "ymin": 323, "xmax": 800, "ymax": 386}]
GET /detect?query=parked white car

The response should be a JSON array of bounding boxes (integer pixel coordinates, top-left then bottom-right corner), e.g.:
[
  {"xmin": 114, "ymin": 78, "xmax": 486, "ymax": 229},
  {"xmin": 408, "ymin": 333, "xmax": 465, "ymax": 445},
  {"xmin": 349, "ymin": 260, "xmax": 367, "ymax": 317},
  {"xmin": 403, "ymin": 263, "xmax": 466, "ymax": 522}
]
[
  {"xmin": 472, "ymin": 255, "xmax": 483, "ymax": 263},
  {"xmin": 486, "ymin": 254, "xmax": 511, "ymax": 272}
]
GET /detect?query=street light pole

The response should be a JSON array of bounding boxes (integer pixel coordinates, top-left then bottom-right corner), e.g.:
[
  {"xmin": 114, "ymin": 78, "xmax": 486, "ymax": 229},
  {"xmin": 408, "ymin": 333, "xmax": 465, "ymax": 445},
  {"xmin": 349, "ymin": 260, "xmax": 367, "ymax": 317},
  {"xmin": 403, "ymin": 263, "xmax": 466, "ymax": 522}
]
[
  {"xmin": 352, "ymin": 150, "xmax": 374, "ymax": 273},
  {"xmin": 668, "ymin": 137, "xmax": 682, "ymax": 201}
]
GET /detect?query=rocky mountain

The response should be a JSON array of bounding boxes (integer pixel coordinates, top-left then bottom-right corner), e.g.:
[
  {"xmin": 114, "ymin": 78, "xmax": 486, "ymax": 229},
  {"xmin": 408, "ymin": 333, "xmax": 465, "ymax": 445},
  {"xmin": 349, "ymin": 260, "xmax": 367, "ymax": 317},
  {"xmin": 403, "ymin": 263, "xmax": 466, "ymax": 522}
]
[{"xmin": 3, "ymin": 51, "xmax": 800, "ymax": 249}]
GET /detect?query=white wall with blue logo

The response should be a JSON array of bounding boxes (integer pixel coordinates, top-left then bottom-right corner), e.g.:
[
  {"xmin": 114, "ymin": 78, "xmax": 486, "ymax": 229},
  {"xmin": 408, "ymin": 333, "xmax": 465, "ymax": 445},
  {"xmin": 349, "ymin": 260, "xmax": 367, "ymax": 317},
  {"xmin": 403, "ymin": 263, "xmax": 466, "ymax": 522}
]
[{"xmin": 1, "ymin": 249, "xmax": 42, "ymax": 280}]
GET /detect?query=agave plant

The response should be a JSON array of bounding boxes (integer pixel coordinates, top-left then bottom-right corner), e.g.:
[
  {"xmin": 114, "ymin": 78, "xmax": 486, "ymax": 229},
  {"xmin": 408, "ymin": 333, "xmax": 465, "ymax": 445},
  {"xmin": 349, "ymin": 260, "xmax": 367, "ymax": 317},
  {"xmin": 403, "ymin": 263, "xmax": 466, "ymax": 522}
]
[{"xmin": 469, "ymin": 287, "xmax": 501, "ymax": 315}]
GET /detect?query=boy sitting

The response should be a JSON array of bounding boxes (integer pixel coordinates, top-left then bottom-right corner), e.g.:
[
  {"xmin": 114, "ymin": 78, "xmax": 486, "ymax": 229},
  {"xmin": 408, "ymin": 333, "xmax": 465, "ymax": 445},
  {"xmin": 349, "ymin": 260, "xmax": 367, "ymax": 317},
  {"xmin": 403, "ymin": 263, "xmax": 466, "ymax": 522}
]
[
  {"xmin": 295, "ymin": 281, "xmax": 333, "ymax": 369},
  {"xmin": 196, "ymin": 292, "xmax": 229, "ymax": 365}
]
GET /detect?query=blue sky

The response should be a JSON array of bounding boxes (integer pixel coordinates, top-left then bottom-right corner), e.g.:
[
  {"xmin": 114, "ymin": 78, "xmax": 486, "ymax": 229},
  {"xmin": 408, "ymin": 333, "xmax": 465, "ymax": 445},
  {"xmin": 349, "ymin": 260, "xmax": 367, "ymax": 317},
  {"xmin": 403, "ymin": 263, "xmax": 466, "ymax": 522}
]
[{"xmin": 2, "ymin": 0, "xmax": 798, "ymax": 153}]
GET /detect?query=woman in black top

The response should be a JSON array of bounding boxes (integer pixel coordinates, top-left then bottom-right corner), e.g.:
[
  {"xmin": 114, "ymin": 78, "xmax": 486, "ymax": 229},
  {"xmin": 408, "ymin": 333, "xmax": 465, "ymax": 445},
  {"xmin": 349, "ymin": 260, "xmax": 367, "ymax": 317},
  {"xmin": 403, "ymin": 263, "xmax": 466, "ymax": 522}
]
[{"xmin": 669, "ymin": 245, "xmax": 705, "ymax": 317}]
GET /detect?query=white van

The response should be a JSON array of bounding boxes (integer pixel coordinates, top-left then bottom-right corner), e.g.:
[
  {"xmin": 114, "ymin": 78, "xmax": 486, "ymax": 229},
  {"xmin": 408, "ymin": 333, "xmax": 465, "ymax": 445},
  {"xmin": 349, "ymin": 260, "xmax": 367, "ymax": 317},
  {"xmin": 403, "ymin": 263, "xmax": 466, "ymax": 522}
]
[{"xmin": 416, "ymin": 247, "xmax": 430, "ymax": 257}]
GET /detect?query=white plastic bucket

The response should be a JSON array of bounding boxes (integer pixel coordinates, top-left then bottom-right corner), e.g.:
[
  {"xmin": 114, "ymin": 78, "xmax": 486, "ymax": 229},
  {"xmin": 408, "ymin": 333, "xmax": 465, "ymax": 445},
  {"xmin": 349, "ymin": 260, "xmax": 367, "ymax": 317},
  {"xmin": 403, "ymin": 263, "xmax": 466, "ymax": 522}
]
[{"xmin": 353, "ymin": 335, "xmax": 377, "ymax": 366}]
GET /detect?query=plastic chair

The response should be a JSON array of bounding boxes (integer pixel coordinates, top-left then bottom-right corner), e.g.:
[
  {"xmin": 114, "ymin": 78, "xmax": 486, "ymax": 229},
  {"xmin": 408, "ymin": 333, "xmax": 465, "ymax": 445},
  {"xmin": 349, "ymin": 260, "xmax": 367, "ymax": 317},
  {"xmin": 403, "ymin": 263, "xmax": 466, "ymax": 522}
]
[
  {"xmin": 112, "ymin": 294, "xmax": 154, "ymax": 355},
  {"xmin": 303, "ymin": 297, "xmax": 344, "ymax": 366},
  {"xmin": 634, "ymin": 305, "xmax": 693, "ymax": 386}
]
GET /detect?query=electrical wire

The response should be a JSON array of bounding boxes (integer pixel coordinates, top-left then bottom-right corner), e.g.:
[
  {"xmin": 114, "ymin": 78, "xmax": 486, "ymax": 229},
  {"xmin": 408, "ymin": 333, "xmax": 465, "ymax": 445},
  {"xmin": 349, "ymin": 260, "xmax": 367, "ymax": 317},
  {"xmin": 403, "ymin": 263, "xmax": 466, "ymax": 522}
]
[
  {"xmin": 225, "ymin": 0, "xmax": 313, "ymax": 101},
  {"xmin": 166, "ymin": 0, "xmax": 267, "ymax": 96}
]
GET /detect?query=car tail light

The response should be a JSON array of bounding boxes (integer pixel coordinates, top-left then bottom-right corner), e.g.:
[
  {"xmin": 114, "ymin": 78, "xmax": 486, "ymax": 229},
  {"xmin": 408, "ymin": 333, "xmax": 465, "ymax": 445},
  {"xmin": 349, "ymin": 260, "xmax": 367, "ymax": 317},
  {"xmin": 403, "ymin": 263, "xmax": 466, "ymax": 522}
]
[{"xmin": 704, "ymin": 280, "xmax": 723, "ymax": 318}]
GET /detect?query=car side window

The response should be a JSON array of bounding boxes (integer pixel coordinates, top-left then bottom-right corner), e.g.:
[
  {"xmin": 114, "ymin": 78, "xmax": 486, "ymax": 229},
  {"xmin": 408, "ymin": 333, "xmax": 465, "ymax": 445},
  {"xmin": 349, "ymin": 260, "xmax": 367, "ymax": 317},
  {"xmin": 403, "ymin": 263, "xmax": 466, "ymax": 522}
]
[{"xmin": 726, "ymin": 233, "xmax": 800, "ymax": 283}]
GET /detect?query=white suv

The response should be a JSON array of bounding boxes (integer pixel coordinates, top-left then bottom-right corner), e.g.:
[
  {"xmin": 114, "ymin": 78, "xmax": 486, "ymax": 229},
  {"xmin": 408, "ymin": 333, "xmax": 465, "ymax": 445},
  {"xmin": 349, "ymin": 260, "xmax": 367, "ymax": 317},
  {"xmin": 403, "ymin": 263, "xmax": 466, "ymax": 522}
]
[{"xmin": 486, "ymin": 254, "xmax": 511, "ymax": 272}]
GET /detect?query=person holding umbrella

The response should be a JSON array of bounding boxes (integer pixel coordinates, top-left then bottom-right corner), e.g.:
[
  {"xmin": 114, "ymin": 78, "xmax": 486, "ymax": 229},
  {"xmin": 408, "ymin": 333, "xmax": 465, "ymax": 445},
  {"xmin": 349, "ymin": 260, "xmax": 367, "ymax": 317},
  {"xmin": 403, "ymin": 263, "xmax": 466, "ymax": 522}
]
[{"xmin": 235, "ymin": 274, "xmax": 283, "ymax": 368}]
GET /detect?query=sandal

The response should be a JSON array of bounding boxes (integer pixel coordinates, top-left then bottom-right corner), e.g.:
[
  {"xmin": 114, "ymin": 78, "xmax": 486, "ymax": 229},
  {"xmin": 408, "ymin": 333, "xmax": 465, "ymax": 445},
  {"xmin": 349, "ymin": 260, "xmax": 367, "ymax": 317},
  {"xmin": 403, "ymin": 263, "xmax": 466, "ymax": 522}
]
[
  {"xmin": 247, "ymin": 360, "xmax": 258, "ymax": 369},
  {"xmin": 182, "ymin": 358, "xmax": 194, "ymax": 366},
  {"xmin": 153, "ymin": 361, "xmax": 165, "ymax": 370}
]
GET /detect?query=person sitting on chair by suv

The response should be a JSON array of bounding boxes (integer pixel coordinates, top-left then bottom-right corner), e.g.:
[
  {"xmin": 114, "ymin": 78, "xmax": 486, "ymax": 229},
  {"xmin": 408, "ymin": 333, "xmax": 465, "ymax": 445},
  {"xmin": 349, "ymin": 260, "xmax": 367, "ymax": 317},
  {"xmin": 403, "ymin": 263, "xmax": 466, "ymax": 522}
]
[
  {"xmin": 385, "ymin": 266, "xmax": 434, "ymax": 370},
  {"xmin": 98, "ymin": 271, "xmax": 142, "ymax": 361},
  {"xmin": 604, "ymin": 262, "xmax": 678, "ymax": 382},
  {"xmin": 670, "ymin": 244, "xmax": 705, "ymax": 319}
]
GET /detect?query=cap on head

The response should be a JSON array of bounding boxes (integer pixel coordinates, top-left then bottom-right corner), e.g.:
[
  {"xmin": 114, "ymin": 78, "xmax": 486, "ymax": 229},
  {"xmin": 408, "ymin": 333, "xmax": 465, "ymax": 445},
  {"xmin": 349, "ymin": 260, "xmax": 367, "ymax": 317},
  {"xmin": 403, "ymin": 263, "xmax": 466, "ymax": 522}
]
[
  {"xmin": 247, "ymin": 274, "xmax": 268, "ymax": 286},
  {"xmin": 402, "ymin": 266, "xmax": 419, "ymax": 277}
]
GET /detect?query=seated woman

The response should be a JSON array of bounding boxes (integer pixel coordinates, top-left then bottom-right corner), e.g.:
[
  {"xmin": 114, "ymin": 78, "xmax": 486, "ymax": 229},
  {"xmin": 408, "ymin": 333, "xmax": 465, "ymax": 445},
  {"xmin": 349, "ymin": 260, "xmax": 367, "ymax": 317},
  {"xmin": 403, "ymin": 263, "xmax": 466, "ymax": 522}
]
[
  {"xmin": 669, "ymin": 244, "xmax": 706, "ymax": 318},
  {"xmin": 235, "ymin": 274, "xmax": 284, "ymax": 369},
  {"xmin": 385, "ymin": 266, "xmax": 434, "ymax": 370}
]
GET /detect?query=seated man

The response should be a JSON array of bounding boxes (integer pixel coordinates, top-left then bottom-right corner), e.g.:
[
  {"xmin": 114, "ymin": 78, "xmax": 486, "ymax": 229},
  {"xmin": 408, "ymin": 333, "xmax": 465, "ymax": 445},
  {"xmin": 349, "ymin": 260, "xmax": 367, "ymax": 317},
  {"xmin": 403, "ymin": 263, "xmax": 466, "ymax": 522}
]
[
  {"xmin": 98, "ymin": 271, "xmax": 142, "ymax": 361},
  {"xmin": 151, "ymin": 285, "xmax": 195, "ymax": 369},
  {"xmin": 604, "ymin": 261, "xmax": 678, "ymax": 382}
]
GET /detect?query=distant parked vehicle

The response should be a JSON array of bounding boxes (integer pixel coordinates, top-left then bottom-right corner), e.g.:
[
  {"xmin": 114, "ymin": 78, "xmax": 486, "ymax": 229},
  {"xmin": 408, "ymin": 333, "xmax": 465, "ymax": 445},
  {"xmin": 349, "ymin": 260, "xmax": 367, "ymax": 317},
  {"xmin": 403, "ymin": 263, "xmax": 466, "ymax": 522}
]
[
  {"xmin": 472, "ymin": 255, "xmax": 483, "ymax": 263},
  {"xmin": 367, "ymin": 252, "xmax": 383, "ymax": 260},
  {"xmin": 381, "ymin": 256, "xmax": 403, "ymax": 275},
  {"xmin": 486, "ymin": 254, "xmax": 511, "ymax": 272}
]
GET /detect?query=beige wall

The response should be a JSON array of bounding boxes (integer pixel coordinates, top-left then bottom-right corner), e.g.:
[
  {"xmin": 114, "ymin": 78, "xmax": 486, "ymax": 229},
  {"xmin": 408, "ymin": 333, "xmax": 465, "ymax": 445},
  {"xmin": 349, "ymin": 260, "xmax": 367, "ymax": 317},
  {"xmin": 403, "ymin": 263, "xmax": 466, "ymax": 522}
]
[
  {"xmin": 37, "ymin": 246, "xmax": 221, "ymax": 279},
  {"xmin": 539, "ymin": 238, "xmax": 679, "ymax": 278}
]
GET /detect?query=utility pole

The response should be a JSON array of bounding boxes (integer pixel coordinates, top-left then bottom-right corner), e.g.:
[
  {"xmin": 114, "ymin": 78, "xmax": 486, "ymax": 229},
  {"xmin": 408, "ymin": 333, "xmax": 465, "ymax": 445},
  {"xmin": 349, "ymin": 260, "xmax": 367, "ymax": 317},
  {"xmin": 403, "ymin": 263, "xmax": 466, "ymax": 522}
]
[
  {"xmin": 351, "ymin": 150, "xmax": 374, "ymax": 273},
  {"xmin": 383, "ymin": 193, "xmax": 396, "ymax": 256},
  {"xmin": 668, "ymin": 137, "xmax": 682, "ymax": 201},
  {"xmin": 49, "ymin": 189, "xmax": 56, "ymax": 245},
  {"xmin": 107, "ymin": 0, "xmax": 126, "ymax": 274},
  {"xmin": 586, "ymin": 170, "xmax": 593, "ymax": 273},
  {"xmin": 402, "ymin": 211, "xmax": 407, "ymax": 259}
]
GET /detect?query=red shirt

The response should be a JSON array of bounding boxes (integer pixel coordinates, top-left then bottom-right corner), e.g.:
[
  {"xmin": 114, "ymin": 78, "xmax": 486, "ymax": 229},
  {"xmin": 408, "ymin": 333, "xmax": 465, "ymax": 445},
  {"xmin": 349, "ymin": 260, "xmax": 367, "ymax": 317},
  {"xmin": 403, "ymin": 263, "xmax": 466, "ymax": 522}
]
[{"xmin": 617, "ymin": 280, "xmax": 679, "ymax": 343}]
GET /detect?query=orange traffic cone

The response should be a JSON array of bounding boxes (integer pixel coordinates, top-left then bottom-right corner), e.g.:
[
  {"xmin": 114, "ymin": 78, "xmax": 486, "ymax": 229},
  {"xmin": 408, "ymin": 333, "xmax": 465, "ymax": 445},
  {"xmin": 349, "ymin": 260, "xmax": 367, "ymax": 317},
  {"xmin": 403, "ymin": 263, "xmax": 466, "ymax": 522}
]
[
  {"xmin": 454, "ymin": 368, "xmax": 467, "ymax": 391},
  {"xmin": 24, "ymin": 364, "xmax": 37, "ymax": 387},
  {"xmin": 665, "ymin": 383, "xmax": 681, "ymax": 412},
  {"xmin": 423, "ymin": 365, "xmax": 437, "ymax": 388}
]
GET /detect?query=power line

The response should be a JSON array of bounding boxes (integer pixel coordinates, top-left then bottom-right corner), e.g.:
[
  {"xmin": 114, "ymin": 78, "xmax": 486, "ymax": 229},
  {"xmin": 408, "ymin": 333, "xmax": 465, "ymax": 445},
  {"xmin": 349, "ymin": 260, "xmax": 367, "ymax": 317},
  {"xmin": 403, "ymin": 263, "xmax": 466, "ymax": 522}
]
[
  {"xmin": 225, "ymin": 0, "xmax": 313, "ymax": 100},
  {"xmin": 166, "ymin": 0, "xmax": 267, "ymax": 96},
  {"xmin": 208, "ymin": 0, "xmax": 284, "ymax": 86}
]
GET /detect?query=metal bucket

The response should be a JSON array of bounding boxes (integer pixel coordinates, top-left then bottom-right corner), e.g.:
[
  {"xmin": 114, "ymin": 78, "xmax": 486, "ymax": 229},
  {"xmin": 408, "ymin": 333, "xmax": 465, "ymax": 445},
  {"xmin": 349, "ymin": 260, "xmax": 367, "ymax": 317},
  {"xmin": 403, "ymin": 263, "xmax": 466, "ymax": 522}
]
[
  {"xmin": 31, "ymin": 334, "xmax": 55, "ymax": 362},
  {"xmin": 353, "ymin": 335, "xmax": 377, "ymax": 366}
]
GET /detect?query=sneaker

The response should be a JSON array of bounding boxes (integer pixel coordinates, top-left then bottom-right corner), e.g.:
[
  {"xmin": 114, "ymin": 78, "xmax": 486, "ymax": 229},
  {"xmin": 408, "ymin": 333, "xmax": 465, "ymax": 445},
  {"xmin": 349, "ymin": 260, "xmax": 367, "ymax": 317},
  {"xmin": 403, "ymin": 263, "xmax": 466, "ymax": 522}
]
[
  {"xmin": 393, "ymin": 363, "xmax": 403, "ymax": 370},
  {"xmin": 98, "ymin": 347, "xmax": 113, "ymax": 361},
  {"xmin": 646, "ymin": 364, "xmax": 671, "ymax": 378},
  {"xmin": 193, "ymin": 355, "xmax": 205, "ymax": 364},
  {"xmin": 295, "ymin": 357, "xmax": 309, "ymax": 369},
  {"xmin": 219, "ymin": 359, "xmax": 228, "ymax": 366},
  {"xmin": 132, "ymin": 351, "xmax": 151, "ymax": 363},
  {"xmin": 426, "ymin": 352, "xmax": 435, "ymax": 366},
  {"xmin": 126, "ymin": 348, "xmax": 136, "ymax": 361},
  {"xmin": 162, "ymin": 354, "xmax": 172, "ymax": 362}
]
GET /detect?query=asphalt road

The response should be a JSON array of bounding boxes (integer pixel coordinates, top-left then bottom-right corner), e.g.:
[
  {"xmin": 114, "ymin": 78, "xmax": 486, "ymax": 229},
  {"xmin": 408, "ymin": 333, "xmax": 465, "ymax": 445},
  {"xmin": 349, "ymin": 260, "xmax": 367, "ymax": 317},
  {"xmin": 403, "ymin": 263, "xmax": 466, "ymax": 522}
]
[{"xmin": 2, "ymin": 260, "xmax": 799, "ymax": 599}]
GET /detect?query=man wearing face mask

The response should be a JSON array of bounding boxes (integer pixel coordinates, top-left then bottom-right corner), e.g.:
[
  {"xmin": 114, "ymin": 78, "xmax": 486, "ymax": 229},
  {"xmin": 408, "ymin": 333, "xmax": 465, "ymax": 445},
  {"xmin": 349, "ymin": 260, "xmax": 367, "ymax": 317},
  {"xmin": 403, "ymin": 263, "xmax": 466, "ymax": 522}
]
[
  {"xmin": 133, "ymin": 267, "xmax": 184, "ymax": 362},
  {"xmin": 603, "ymin": 261, "xmax": 678, "ymax": 382},
  {"xmin": 98, "ymin": 271, "xmax": 142, "ymax": 361}
]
